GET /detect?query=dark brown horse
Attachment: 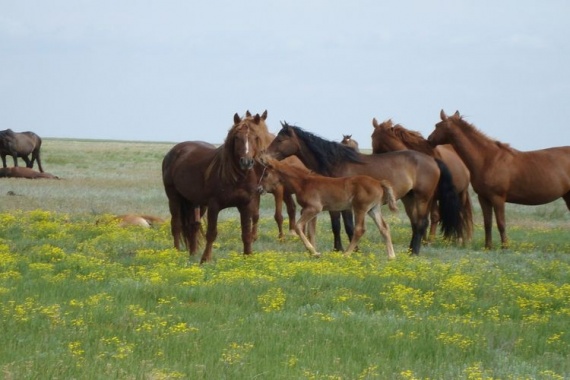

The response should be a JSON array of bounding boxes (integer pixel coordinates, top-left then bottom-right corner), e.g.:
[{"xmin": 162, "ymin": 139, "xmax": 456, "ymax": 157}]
[
  {"xmin": 371, "ymin": 118, "xmax": 473, "ymax": 242},
  {"xmin": 259, "ymin": 157, "xmax": 398, "ymax": 258},
  {"xmin": 266, "ymin": 123, "xmax": 466, "ymax": 255},
  {"xmin": 0, "ymin": 129, "xmax": 44, "ymax": 172},
  {"xmin": 428, "ymin": 110, "xmax": 570, "ymax": 249},
  {"xmin": 340, "ymin": 134, "xmax": 360, "ymax": 152},
  {"xmin": 162, "ymin": 112, "xmax": 268, "ymax": 263}
]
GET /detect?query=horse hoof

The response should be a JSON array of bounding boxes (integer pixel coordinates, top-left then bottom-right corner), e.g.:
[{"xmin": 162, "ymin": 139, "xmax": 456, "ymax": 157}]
[{"xmin": 311, "ymin": 252, "xmax": 322, "ymax": 258}]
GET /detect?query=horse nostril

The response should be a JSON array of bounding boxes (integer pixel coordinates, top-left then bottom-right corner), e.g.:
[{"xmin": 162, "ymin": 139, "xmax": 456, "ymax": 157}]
[{"xmin": 240, "ymin": 157, "xmax": 254, "ymax": 170}]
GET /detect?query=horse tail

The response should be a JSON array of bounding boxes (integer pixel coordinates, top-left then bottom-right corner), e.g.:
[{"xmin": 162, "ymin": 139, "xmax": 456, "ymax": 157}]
[
  {"xmin": 380, "ymin": 180, "xmax": 398, "ymax": 212},
  {"xmin": 460, "ymin": 189, "xmax": 474, "ymax": 242},
  {"xmin": 435, "ymin": 159, "xmax": 464, "ymax": 240}
]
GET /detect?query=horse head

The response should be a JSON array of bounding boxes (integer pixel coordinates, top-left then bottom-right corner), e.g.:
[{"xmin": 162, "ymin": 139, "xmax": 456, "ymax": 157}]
[
  {"xmin": 370, "ymin": 118, "xmax": 406, "ymax": 153},
  {"xmin": 428, "ymin": 109, "xmax": 461, "ymax": 146},
  {"xmin": 265, "ymin": 122, "xmax": 302, "ymax": 160}
]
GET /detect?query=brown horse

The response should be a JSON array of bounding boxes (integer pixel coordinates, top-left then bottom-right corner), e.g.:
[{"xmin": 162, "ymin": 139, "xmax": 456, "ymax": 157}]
[
  {"xmin": 340, "ymin": 134, "xmax": 360, "ymax": 152},
  {"xmin": 0, "ymin": 129, "xmax": 44, "ymax": 172},
  {"xmin": 0, "ymin": 167, "xmax": 57, "ymax": 179},
  {"xmin": 162, "ymin": 112, "xmax": 268, "ymax": 263},
  {"xmin": 259, "ymin": 157, "xmax": 398, "ymax": 258},
  {"xmin": 266, "ymin": 123, "xmax": 466, "ymax": 255},
  {"xmin": 428, "ymin": 110, "xmax": 570, "ymax": 249},
  {"xmin": 371, "ymin": 118, "xmax": 473, "ymax": 242}
]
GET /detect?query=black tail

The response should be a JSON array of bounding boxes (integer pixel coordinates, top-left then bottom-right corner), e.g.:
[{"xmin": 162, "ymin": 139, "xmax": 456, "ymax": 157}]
[{"xmin": 435, "ymin": 159, "xmax": 464, "ymax": 240}]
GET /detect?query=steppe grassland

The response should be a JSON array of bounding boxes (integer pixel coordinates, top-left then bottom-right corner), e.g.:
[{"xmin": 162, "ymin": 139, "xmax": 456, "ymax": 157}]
[{"xmin": 0, "ymin": 138, "xmax": 569, "ymax": 379}]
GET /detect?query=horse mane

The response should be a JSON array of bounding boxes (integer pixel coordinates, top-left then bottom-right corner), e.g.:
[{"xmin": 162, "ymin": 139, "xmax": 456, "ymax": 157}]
[
  {"xmin": 205, "ymin": 124, "xmax": 251, "ymax": 184},
  {"xmin": 452, "ymin": 114, "xmax": 515, "ymax": 152},
  {"xmin": 392, "ymin": 124, "xmax": 435, "ymax": 156},
  {"xmin": 280, "ymin": 123, "xmax": 363, "ymax": 175}
]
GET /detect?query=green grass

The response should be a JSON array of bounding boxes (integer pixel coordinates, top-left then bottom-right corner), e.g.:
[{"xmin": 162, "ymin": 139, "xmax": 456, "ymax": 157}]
[{"xmin": 0, "ymin": 139, "xmax": 569, "ymax": 379}]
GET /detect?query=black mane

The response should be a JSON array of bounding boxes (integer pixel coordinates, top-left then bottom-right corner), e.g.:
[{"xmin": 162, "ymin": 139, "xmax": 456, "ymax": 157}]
[{"xmin": 279, "ymin": 123, "xmax": 363, "ymax": 175}]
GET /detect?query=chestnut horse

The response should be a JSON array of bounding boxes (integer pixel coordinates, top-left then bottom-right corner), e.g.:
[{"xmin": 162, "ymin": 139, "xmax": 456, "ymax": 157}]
[
  {"xmin": 371, "ymin": 118, "xmax": 473, "ymax": 242},
  {"xmin": 259, "ymin": 157, "xmax": 398, "ymax": 258},
  {"xmin": 162, "ymin": 112, "xmax": 267, "ymax": 263},
  {"xmin": 428, "ymin": 110, "xmax": 570, "ymax": 249},
  {"xmin": 266, "ymin": 123, "xmax": 466, "ymax": 255},
  {"xmin": 0, "ymin": 129, "xmax": 44, "ymax": 172}
]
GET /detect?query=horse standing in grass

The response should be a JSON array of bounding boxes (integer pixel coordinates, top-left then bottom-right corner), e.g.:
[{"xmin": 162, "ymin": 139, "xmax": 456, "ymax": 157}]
[
  {"xmin": 340, "ymin": 134, "xmax": 360, "ymax": 152},
  {"xmin": 0, "ymin": 129, "xmax": 44, "ymax": 172},
  {"xmin": 371, "ymin": 118, "xmax": 473, "ymax": 243},
  {"xmin": 428, "ymin": 110, "xmax": 570, "ymax": 249},
  {"xmin": 266, "ymin": 123, "xmax": 466, "ymax": 255},
  {"xmin": 259, "ymin": 157, "xmax": 398, "ymax": 258},
  {"xmin": 162, "ymin": 112, "xmax": 267, "ymax": 263}
]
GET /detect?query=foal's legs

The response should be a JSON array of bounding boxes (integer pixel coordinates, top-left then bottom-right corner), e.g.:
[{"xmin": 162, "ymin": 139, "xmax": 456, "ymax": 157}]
[
  {"xmin": 272, "ymin": 185, "xmax": 285, "ymax": 239},
  {"xmin": 296, "ymin": 208, "xmax": 321, "ymax": 256},
  {"xmin": 284, "ymin": 190, "xmax": 298, "ymax": 235},
  {"xmin": 344, "ymin": 209, "xmax": 366, "ymax": 257},
  {"xmin": 367, "ymin": 205, "xmax": 396, "ymax": 259}
]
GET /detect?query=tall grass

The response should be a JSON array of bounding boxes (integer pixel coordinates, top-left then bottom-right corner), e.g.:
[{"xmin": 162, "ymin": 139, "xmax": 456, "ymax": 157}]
[{"xmin": 0, "ymin": 139, "xmax": 569, "ymax": 379}]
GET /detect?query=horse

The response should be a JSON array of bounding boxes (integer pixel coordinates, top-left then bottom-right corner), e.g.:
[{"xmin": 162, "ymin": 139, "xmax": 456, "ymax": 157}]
[
  {"xmin": 0, "ymin": 167, "xmax": 58, "ymax": 179},
  {"xmin": 371, "ymin": 118, "xmax": 473, "ymax": 243},
  {"xmin": 258, "ymin": 157, "xmax": 398, "ymax": 258},
  {"xmin": 266, "ymin": 122, "xmax": 466, "ymax": 255},
  {"xmin": 97, "ymin": 214, "xmax": 165, "ymax": 228},
  {"xmin": 340, "ymin": 134, "xmax": 360, "ymax": 152},
  {"xmin": 0, "ymin": 129, "xmax": 44, "ymax": 172},
  {"xmin": 162, "ymin": 112, "xmax": 268, "ymax": 263},
  {"xmin": 428, "ymin": 110, "xmax": 570, "ymax": 249}
]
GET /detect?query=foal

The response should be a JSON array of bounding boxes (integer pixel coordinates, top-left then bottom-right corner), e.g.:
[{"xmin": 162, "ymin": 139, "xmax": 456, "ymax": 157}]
[{"xmin": 259, "ymin": 157, "xmax": 398, "ymax": 259}]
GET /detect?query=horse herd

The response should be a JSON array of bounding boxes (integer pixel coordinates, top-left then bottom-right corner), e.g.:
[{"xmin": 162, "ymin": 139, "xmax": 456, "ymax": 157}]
[
  {"xmin": 161, "ymin": 110, "xmax": 570, "ymax": 263},
  {"xmin": 3, "ymin": 110, "xmax": 570, "ymax": 263}
]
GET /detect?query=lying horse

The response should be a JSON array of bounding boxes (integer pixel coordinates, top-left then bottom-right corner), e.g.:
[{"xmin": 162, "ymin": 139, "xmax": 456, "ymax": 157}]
[
  {"xmin": 0, "ymin": 129, "xmax": 44, "ymax": 172},
  {"xmin": 259, "ymin": 157, "xmax": 398, "ymax": 259},
  {"xmin": 115, "ymin": 214, "xmax": 165, "ymax": 228},
  {"xmin": 0, "ymin": 167, "xmax": 58, "ymax": 179}
]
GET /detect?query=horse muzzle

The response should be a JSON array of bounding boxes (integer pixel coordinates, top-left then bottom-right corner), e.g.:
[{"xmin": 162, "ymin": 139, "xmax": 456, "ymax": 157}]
[{"xmin": 239, "ymin": 157, "xmax": 254, "ymax": 171}]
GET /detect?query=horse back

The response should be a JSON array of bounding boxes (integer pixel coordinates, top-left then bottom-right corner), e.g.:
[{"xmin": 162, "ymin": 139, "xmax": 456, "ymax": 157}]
[{"xmin": 335, "ymin": 150, "xmax": 439, "ymax": 199}]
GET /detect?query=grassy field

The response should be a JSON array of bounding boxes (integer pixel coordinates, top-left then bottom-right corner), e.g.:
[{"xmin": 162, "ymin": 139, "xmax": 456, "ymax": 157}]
[{"xmin": 0, "ymin": 139, "xmax": 569, "ymax": 379}]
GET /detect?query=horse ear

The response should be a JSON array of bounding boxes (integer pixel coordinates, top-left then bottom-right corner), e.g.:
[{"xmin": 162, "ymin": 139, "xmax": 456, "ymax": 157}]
[
  {"xmin": 372, "ymin": 118, "xmax": 379, "ymax": 128},
  {"xmin": 245, "ymin": 110, "xmax": 251, "ymax": 117},
  {"xmin": 234, "ymin": 113, "xmax": 242, "ymax": 124},
  {"xmin": 453, "ymin": 110, "xmax": 460, "ymax": 118},
  {"xmin": 440, "ymin": 109, "xmax": 448, "ymax": 121},
  {"xmin": 253, "ymin": 113, "xmax": 261, "ymax": 124},
  {"xmin": 261, "ymin": 110, "xmax": 268, "ymax": 120},
  {"xmin": 280, "ymin": 121, "xmax": 286, "ymax": 128}
]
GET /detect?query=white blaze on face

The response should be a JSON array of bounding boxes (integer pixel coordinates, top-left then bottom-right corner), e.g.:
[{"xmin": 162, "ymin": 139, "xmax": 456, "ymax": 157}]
[{"xmin": 245, "ymin": 134, "xmax": 250, "ymax": 155}]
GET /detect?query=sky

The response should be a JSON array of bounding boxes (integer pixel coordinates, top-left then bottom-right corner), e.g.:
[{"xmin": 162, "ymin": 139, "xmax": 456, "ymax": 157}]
[{"xmin": 1, "ymin": 1, "xmax": 569, "ymax": 150}]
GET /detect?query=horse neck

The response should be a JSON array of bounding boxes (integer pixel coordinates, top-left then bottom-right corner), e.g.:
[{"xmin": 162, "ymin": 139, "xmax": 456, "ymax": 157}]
[
  {"xmin": 446, "ymin": 121, "xmax": 501, "ymax": 172},
  {"xmin": 401, "ymin": 136, "xmax": 434, "ymax": 156},
  {"xmin": 292, "ymin": 138, "xmax": 323, "ymax": 173},
  {"xmin": 273, "ymin": 163, "xmax": 309, "ymax": 194}
]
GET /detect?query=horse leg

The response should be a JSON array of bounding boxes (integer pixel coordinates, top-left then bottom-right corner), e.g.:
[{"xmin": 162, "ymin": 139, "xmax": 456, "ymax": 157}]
[
  {"xmin": 238, "ymin": 204, "xmax": 255, "ymax": 256},
  {"xmin": 1, "ymin": 154, "xmax": 6, "ymax": 168},
  {"xmin": 428, "ymin": 201, "xmax": 440, "ymax": 243},
  {"xmin": 272, "ymin": 186, "xmax": 285, "ymax": 239},
  {"xmin": 402, "ymin": 197, "xmax": 429, "ymax": 255},
  {"xmin": 368, "ymin": 205, "xmax": 396, "ymax": 259},
  {"xmin": 564, "ymin": 192, "xmax": 570, "ymax": 211},
  {"xmin": 341, "ymin": 209, "xmax": 356, "ymax": 250},
  {"xmin": 34, "ymin": 152, "xmax": 44, "ymax": 173},
  {"xmin": 250, "ymin": 194, "xmax": 261, "ymax": 243},
  {"xmin": 492, "ymin": 198, "xmax": 508, "ymax": 249},
  {"xmin": 478, "ymin": 195, "xmax": 494, "ymax": 249},
  {"xmin": 307, "ymin": 217, "xmax": 317, "ymax": 247},
  {"xmin": 284, "ymin": 190, "xmax": 298, "ymax": 235},
  {"xmin": 329, "ymin": 211, "xmax": 344, "ymax": 251},
  {"xmin": 296, "ymin": 208, "xmax": 321, "ymax": 257},
  {"xmin": 21, "ymin": 155, "xmax": 32, "ymax": 168},
  {"xmin": 344, "ymin": 210, "xmax": 365, "ymax": 257},
  {"xmin": 201, "ymin": 205, "xmax": 220, "ymax": 264}
]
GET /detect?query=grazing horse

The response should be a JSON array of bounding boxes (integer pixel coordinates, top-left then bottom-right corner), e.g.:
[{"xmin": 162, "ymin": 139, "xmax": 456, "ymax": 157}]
[
  {"xmin": 259, "ymin": 157, "xmax": 398, "ymax": 258},
  {"xmin": 428, "ymin": 110, "xmax": 570, "ymax": 249},
  {"xmin": 162, "ymin": 112, "xmax": 268, "ymax": 263},
  {"xmin": 340, "ymin": 134, "xmax": 360, "ymax": 152},
  {"xmin": 371, "ymin": 118, "xmax": 473, "ymax": 242},
  {"xmin": 0, "ymin": 129, "xmax": 44, "ymax": 172},
  {"xmin": 266, "ymin": 123, "xmax": 466, "ymax": 255}
]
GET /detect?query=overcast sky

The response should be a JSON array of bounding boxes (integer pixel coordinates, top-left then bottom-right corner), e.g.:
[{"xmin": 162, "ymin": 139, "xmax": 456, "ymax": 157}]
[{"xmin": 1, "ymin": 1, "xmax": 569, "ymax": 150}]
